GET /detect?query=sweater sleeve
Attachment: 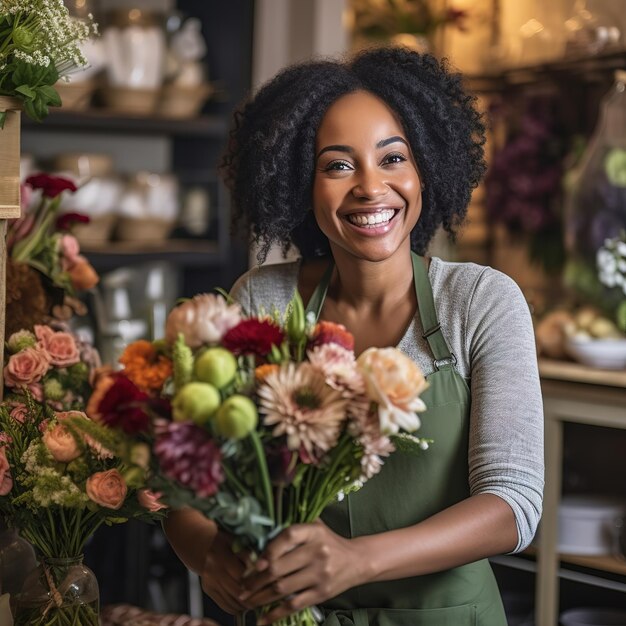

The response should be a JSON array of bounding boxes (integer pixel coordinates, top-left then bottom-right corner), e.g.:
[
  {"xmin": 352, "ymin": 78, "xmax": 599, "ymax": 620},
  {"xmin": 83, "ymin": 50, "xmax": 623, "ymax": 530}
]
[{"xmin": 465, "ymin": 267, "xmax": 544, "ymax": 552}]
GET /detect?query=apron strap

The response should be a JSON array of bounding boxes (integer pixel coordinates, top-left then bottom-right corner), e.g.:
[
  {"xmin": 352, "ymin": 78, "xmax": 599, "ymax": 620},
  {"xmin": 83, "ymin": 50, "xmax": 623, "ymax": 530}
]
[
  {"xmin": 303, "ymin": 253, "xmax": 455, "ymax": 369},
  {"xmin": 411, "ymin": 252, "xmax": 455, "ymax": 367},
  {"xmin": 305, "ymin": 259, "xmax": 334, "ymax": 321}
]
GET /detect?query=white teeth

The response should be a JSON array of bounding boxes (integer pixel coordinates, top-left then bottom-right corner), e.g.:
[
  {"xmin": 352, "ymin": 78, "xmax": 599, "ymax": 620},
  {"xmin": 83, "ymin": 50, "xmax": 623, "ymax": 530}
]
[{"xmin": 347, "ymin": 210, "xmax": 395, "ymax": 227}]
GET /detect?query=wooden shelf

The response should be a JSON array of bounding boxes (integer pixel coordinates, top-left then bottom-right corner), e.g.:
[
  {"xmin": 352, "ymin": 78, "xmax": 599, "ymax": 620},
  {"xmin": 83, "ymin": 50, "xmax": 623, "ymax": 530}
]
[
  {"xmin": 468, "ymin": 48, "xmax": 626, "ymax": 90},
  {"xmin": 82, "ymin": 239, "xmax": 225, "ymax": 269},
  {"xmin": 525, "ymin": 546, "xmax": 626, "ymax": 577},
  {"xmin": 560, "ymin": 553, "xmax": 626, "ymax": 577},
  {"xmin": 22, "ymin": 109, "xmax": 229, "ymax": 137},
  {"xmin": 539, "ymin": 358, "xmax": 626, "ymax": 388}
]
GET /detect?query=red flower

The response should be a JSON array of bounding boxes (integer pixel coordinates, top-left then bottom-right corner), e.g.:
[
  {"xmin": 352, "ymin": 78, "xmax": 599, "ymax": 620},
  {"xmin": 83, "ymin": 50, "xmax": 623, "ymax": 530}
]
[
  {"xmin": 308, "ymin": 321, "xmax": 355, "ymax": 351},
  {"xmin": 222, "ymin": 318, "xmax": 284, "ymax": 357},
  {"xmin": 88, "ymin": 373, "xmax": 151, "ymax": 435},
  {"xmin": 26, "ymin": 174, "xmax": 77, "ymax": 199},
  {"xmin": 56, "ymin": 212, "xmax": 90, "ymax": 231}
]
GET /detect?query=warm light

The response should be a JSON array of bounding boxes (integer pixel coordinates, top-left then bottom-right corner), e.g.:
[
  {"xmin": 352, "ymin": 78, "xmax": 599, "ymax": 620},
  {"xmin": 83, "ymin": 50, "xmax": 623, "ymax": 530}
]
[
  {"xmin": 128, "ymin": 9, "xmax": 142, "ymax": 22},
  {"xmin": 520, "ymin": 19, "xmax": 544, "ymax": 38}
]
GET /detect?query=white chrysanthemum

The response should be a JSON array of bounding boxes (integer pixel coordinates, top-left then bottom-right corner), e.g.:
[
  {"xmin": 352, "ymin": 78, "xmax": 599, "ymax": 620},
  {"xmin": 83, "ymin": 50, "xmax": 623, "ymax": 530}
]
[
  {"xmin": 258, "ymin": 362, "xmax": 349, "ymax": 459},
  {"xmin": 165, "ymin": 293, "xmax": 241, "ymax": 348}
]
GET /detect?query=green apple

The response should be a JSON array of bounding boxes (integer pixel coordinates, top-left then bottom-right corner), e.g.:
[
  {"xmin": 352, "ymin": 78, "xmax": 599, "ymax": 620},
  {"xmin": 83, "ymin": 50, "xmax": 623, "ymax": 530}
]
[
  {"xmin": 194, "ymin": 347, "xmax": 237, "ymax": 389},
  {"xmin": 172, "ymin": 382, "xmax": 221, "ymax": 424},
  {"xmin": 215, "ymin": 395, "xmax": 258, "ymax": 439}
]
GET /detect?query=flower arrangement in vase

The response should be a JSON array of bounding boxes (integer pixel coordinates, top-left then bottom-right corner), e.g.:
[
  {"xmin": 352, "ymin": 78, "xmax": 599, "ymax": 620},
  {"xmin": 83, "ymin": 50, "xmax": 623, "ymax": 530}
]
[
  {"xmin": 83, "ymin": 292, "xmax": 431, "ymax": 626},
  {"xmin": 0, "ymin": 325, "xmax": 164, "ymax": 625}
]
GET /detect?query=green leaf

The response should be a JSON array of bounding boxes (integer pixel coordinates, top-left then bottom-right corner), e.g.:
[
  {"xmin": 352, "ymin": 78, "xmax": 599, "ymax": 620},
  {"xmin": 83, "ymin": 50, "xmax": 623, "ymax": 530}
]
[
  {"xmin": 0, "ymin": 111, "xmax": 6, "ymax": 129},
  {"xmin": 38, "ymin": 85, "xmax": 62, "ymax": 107},
  {"xmin": 15, "ymin": 84, "xmax": 36, "ymax": 100},
  {"xmin": 23, "ymin": 98, "xmax": 42, "ymax": 122}
]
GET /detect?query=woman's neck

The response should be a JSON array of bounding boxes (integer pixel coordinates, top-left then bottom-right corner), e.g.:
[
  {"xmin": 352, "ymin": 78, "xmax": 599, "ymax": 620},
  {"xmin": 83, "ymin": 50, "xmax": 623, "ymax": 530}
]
[{"xmin": 328, "ymin": 245, "xmax": 416, "ymax": 314}]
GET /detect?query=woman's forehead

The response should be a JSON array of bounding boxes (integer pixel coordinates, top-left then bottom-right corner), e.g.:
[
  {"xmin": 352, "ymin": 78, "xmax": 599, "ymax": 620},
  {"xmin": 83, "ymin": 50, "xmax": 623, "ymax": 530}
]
[{"xmin": 316, "ymin": 91, "xmax": 407, "ymax": 146}]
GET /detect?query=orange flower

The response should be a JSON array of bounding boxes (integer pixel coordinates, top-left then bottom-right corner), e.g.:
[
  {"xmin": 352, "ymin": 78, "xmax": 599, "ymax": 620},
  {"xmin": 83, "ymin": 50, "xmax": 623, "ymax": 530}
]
[
  {"xmin": 255, "ymin": 364, "xmax": 279, "ymax": 382},
  {"xmin": 86, "ymin": 373, "xmax": 116, "ymax": 422},
  {"xmin": 67, "ymin": 256, "xmax": 99, "ymax": 290},
  {"xmin": 119, "ymin": 340, "xmax": 172, "ymax": 393}
]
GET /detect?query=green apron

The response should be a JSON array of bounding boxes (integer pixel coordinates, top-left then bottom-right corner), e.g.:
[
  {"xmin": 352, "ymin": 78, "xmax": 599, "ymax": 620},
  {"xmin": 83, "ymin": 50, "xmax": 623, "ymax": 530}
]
[{"xmin": 304, "ymin": 253, "xmax": 507, "ymax": 626}]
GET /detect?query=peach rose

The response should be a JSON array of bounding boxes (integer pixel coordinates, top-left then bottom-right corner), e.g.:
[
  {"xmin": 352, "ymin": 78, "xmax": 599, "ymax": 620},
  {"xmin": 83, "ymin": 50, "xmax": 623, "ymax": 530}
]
[
  {"xmin": 138, "ymin": 489, "xmax": 168, "ymax": 512},
  {"xmin": 4, "ymin": 345, "xmax": 51, "ymax": 387},
  {"xmin": 356, "ymin": 347, "xmax": 428, "ymax": 435},
  {"xmin": 43, "ymin": 421, "xmax": 81, "ymax": 463},
  {"xmin": 86, "ymin": 469, "xmax": 127, "ymax": 509},
  {"xmin": 35, "ymin": 326, "xmax": 80, "ymax": 368},
  {"xmin": 67, "ymin": 257, "xmax": 99, "ymax": 290},
  {"xmin": 165, "ymin": 293, "xmax": 242, "ymax": 348},
  {"xmin": 0, "ymin": 447, "xmax": 13, "ymax": 496}
]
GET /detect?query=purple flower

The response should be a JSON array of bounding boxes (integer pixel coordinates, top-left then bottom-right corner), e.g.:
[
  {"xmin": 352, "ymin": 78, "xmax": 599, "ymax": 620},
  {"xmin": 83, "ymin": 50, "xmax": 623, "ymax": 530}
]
[{"xmin": 154, "ymin": 422, "xmax": 224, "ymax": 497}]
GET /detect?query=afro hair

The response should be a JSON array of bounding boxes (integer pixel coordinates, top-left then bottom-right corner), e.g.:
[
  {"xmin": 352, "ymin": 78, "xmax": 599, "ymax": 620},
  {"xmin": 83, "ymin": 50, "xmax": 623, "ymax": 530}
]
[{"xmin": 221, "ymin": 46, "xmax": 486, "ymax": 262}]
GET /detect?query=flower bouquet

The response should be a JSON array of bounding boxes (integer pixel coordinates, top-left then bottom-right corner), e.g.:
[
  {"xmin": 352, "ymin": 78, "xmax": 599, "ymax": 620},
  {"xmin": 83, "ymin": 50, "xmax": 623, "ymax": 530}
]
[
  {"xmin": 0, "ymin": 327, "xmax": 164, "ymax": 626},
  {"xmin": 0, "ymin": 0, "xmax": 97, "ymax": 126},
  {"xmin": 6, "ymin": 173, "xmax": 98, "ymax": 337},
  {"xmin": 85, "ymin": 292, "xmax": 430, "ymax": 626}
]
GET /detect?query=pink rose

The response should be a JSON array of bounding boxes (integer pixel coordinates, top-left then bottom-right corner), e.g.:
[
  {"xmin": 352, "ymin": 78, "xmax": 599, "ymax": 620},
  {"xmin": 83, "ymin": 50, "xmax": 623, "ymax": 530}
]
[
  {"xmin": 138, "ymin": 489, "xmax": 168, "ymax": 512},
  {"xmin": 27, "ymin": 383, "xmax": 44, "ymax": 402},
  {"xmin": 0, "ymin": 447, "xmax": 13, "ymax": 496},
  {"xmin": 60, "ymin": 234, "xmax": 81, "ymax": 269},
  {"xmin": 86, "ymin": 469, "xmax": 127, "ymax": 509},
  {"xmin": 4, "ymin": 345, "xmax": 51, "ymax": 387},
  {"xmin": 43, "ymin": 422, "xmax": 81, "ymax": 463},
  {"xmin": 165, "ymin": 293, "xmax": 242, "ymax": 348},
  {"xmin": 35, "ymin": 325, "xmax": 80, "ymax": 368},
  {"xmin": 9, "ymin": 403, "xmax": 29, "ymax": 423}
]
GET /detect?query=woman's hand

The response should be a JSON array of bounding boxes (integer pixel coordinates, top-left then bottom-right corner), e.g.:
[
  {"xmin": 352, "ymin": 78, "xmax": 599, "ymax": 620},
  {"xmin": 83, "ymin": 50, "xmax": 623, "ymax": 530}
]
[
  {"xmin": 199, "ymin": 529, "xmax": 250, "ymax": 615},
  {"xmin": 239, "ymin": 520, "xmax": 368, "ymax": 624}
]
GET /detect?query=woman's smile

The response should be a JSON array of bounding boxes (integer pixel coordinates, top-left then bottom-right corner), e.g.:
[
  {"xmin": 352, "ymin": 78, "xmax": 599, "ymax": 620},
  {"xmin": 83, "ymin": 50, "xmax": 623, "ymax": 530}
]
[{"xmin": 343, "ymin": 208, "xmax": 401, "ymax": 234}]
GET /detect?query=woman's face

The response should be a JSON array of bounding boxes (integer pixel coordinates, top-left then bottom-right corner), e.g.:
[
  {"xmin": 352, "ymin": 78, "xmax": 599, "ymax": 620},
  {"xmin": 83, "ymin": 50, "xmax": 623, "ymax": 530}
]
[{"xmin": 312, "ymin": 90, "xmax": 422, "ymax": 263}]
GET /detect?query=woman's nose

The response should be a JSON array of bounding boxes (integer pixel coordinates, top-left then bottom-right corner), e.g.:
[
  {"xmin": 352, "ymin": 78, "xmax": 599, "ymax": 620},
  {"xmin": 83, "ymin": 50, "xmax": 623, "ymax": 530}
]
[{"xmin": 351, "ymin": 168, "xmax": 388, "ymax": 200}]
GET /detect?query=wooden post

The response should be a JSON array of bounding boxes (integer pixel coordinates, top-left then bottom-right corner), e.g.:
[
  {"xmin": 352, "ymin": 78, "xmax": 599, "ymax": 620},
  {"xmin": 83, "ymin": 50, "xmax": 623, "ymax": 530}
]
[{"xmin": 0, "ymin": 96, "xmax": 23, "ymax": 400}]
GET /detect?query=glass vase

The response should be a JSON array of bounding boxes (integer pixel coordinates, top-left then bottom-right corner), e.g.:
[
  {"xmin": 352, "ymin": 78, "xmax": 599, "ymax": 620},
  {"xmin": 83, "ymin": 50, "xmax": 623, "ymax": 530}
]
[
  {"xmin": 564, "ymin": 69, "xmax": 626, "ymax": 314},
  {"xmin": 13, "ymin": 555, "xmax": 99, "ymax": 626}
]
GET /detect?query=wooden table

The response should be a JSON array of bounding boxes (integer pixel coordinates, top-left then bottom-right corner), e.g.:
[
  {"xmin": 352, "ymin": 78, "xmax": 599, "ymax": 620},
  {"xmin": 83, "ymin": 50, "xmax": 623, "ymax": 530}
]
[{"xmin": 535, "ymin": 359, "xmax": 626, "ymax": 626}]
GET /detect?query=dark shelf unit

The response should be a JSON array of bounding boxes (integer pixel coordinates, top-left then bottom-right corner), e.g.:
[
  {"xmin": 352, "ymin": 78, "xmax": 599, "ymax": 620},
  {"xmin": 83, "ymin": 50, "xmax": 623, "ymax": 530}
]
[{"xmin": 22, "ymin": 109, "xmax": 229, "ymax": 137}]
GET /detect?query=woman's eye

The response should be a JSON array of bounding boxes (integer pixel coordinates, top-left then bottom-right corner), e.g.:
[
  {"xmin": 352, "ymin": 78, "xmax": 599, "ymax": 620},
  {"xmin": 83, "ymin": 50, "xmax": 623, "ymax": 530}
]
[
  {"xmin": 323, "ymin": 160, "xmax": 353, "ymax": 172},
  {"xmin": 382, "ymin": 152, "xmax": 407, "ymax": 165}
]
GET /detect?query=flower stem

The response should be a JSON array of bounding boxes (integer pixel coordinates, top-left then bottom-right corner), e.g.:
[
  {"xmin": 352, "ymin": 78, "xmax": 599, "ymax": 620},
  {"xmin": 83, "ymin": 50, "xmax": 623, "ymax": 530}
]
[{"xmin": 249, "ymin": 430, "xmax": 275, "ymax": 523}]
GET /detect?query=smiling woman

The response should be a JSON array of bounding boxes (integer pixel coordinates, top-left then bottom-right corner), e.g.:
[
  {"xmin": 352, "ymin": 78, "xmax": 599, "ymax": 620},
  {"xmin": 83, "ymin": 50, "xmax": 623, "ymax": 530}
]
[{"xmin": 163, "ymin": 47, "xmax": 544, "ymax": 626}]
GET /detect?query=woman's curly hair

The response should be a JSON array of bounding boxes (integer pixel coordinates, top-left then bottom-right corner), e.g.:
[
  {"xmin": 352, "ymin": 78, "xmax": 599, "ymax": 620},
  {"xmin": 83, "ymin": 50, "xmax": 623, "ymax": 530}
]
[{"xmin": 221, "ymin": 46, "xmax": 486, "ymax": 261}]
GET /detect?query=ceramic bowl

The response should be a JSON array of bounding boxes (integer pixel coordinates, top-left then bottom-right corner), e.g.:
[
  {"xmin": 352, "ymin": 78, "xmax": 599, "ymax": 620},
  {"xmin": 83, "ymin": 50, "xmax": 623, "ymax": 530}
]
[{"xmin": 565, "ymin": 337, "xmax": 626, "ymax": 370}]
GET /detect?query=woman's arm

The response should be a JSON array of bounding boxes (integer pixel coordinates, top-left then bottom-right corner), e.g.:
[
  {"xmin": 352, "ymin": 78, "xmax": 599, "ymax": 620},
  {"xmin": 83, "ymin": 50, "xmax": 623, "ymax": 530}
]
[
  {"xmin": 163, "ymin": 509, "xmax": 249, "ymax": 615},
  {"xmin": 162, "ymin": 508, "xmax": 217, "ymax": 574},
  {"xmin": 239, "ymin": 493, "xmax": 516, "ymax": 623}
]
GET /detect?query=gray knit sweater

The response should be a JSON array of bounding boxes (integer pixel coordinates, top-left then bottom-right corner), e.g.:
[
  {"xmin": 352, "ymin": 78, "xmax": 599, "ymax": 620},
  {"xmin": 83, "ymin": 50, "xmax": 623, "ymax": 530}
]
[{"xmin": 230, "ymin": 256, "xmax": 544, "ymax": 552}]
